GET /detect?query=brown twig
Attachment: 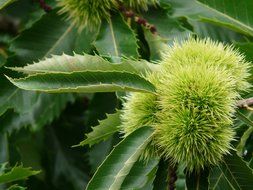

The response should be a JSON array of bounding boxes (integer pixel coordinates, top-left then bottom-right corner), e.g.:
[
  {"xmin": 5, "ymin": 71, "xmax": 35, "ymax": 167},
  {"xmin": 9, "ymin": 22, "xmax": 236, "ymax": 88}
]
[
  {"xmin": 117, "ymin": 1, "xmax": 157, "ymax": 34},
  {"xmin": 237, "ymin": 97, "xmax": 253, "ymax": 111},
  {"xmin": 38, "ymin": 0, "xmax": 52, "ymax": 12},
  {"xmin": 168, "ymin": 164, "xmax": 177, "ymax": 190}
]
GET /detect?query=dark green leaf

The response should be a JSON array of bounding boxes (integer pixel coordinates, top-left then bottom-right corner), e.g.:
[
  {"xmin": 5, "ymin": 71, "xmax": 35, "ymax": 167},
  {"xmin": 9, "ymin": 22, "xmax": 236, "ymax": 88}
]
[
  {"xmin": 236, "ymin": 111, "xmax": 253, "ymax": 155},
  {"xmin": 209, "ymin": 151, "xmax": 253, "ymax": 190},
  {"xmin": 0, "ymin": 10, "xmax": 76, "ymax": 132},
  {"xmin": 186, "ymin": 169, "xmax": 209, "ymax": 190},
  {"xmin": 121, "ymin": 158, "xmax": 159, "ymax": 190},
  {"xmin": 153, "ymin": 159, "xmax": 168, "ymax": 190},
  {"xmin": 143, "ymin": 8, "xmax": 190, "ymax": 60},
  {"xmin": 86, "ymin": 126, "xmax": 154, "ymax": 190},
  {"xmin": 94, "ymin": 15, "xmax": 139, "ymax": 58},
  {"xmin": 0, "ymin": 93, "xmax": 74, "ymax": 132},
  {"xmin": 190, "ymin": 20, "xmax": 246, "ymax": 43},
  {"xmin": 168, "ymin": 0, "xmax": 253, "ymax": 36},
  {"xmin": 197, "ymin": 0, "xmax": 253, "ymax": 36},
  {"xmin": 9, "ymin": 10, "xmax": 76, "ymax": 65},
  {"xmin": 0, "ymin": 134, "xmax": 8, "ymax": 164},
  {"xmin": 144, "ymin": 7, "xmax": 190, "ymax": 40},
  {"xmin": 235, "ymin": 42, "xmax": 253, "ymax": 62}
]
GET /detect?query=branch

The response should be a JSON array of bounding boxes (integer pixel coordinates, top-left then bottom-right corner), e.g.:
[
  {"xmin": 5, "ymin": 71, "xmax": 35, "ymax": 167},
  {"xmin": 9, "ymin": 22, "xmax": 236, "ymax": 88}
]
[
  {"xmin": 168, "ymin": 164, "xmax": 177, "ymax": 190},
  {"xmin": 117, "ymin": 1, "xmax": 157, "ymax": 34},
  {"xmin": 38, "ymin": 0, "xmax": 52, "ymax": 12},
  {"xmin": 237, "ymin": 97, "xmax": 253, "ymax": 111}
]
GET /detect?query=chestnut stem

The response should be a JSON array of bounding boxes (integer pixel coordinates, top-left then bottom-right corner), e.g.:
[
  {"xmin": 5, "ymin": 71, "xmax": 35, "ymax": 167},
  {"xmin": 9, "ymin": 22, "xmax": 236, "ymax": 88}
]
[{"xmin": 168, "ymin": 164, "xmax": 177, "ymax": 190}]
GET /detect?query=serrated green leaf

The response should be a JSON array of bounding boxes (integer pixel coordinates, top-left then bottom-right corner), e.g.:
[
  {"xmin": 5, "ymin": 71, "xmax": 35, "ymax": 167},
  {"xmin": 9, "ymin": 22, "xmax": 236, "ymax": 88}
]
[
  {"xmin": 86, "ymin": 126, "xmax": 154, "ymax": 190},
  {"xmin": 0, "ymin": 165, "xmax": 40, "ymax": 184},
  {"xmin": 8, "ymin": 53, "xmax": 157, "ymax": 75},
  {"xmin": 121, "ymin": 158, "xmax": 159, "ymax": 190},
  {"xmin": 8, "ymin": 10, "xmax": 76, "ymax": 65},
  {"xmin": 94, "ymin": 14, "xmax": 139, "ymax": 58},
  {"xmin": 79, "ymin": 111, "xmax": 121, "ymax": 147},
  {"xmin": 0, "ymin": 93, "xmax": 74, "ymax": 132},
  {"xmin": 0, "ymin": 10, "xmax": 76, "ymax": 132},
  {"xmin": 209, "ymin": 151, "xmax": 253, "ymax": 190},
  {"xmin": 7, "ymin": 71, "xmax": 156, "ymax": 93}
]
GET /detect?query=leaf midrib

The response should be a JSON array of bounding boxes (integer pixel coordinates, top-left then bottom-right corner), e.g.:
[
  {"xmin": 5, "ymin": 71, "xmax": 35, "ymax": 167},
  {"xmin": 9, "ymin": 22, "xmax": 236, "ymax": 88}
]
[
  {"xmin": 196, "ymin": 0, "xmax": 253, "ymax": 36},
  {"xmin": 219, "ymin": 163, "xmax": 241, "ymax": 190},
  {"xmin": 109, "ymin": 18, "xmax": 119, "ymax": 57},
  {"xmin": 108, "ymin": 135, "xmax": 153, "ymax": 190}
]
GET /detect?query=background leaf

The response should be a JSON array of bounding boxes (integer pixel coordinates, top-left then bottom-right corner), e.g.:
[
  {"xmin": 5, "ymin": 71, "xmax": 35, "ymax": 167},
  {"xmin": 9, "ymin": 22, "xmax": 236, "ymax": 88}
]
[
  {"xmin": 79, "ymin": 111, "xmax": 121, "ymax": 147},
  {"xmin": 186, "ymin": 169, "xmax": 209, "ymax": 190},
  {"xmin": 0, "ymin": 0, "xmax": 15, "ymax": 10},
  {"xmin": 197, "ymin": 0, "xmax": 253, "ymax": 36},
  {"xmin": 0, "ymin": 165, "xmax": 40, "ymax": 184},
  {"xmin": 236, "ymin": 111, "xmax": 253, "ymax": 155},
  {"xmin": 94, "ymin": 14, "xmax": 139, "ymax": 58},
  {"xmin": 209, "ymin": 151, "xmax": 253, "ymax": 190}
]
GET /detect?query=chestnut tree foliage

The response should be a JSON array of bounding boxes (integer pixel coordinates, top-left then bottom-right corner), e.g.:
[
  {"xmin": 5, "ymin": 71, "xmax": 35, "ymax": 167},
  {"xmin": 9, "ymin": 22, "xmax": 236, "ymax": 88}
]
[{"xmin": 1, "ymin": 0, "xmax": 253, "ymax": 190}]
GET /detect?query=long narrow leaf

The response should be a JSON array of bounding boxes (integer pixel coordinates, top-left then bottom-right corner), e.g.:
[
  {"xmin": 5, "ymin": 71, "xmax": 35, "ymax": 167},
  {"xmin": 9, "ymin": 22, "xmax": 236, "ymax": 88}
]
[
  {"xmin": 86, "ymin": 126, "xmax": 154, "ymax": 190},
  {"xmin": 6, "ymin": 71, "xmax": 155, "ymax": 93},
  {"xmin": 9, "ymin": 53, "xmax": 157, "ymax": 75}
]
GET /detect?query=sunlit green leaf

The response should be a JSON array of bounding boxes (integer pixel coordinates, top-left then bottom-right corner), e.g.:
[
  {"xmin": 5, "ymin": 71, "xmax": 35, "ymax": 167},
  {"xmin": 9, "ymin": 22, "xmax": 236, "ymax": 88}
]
[{"xmin": 0, "ymin": 165, "xmax": 40, "ymax": 184}]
